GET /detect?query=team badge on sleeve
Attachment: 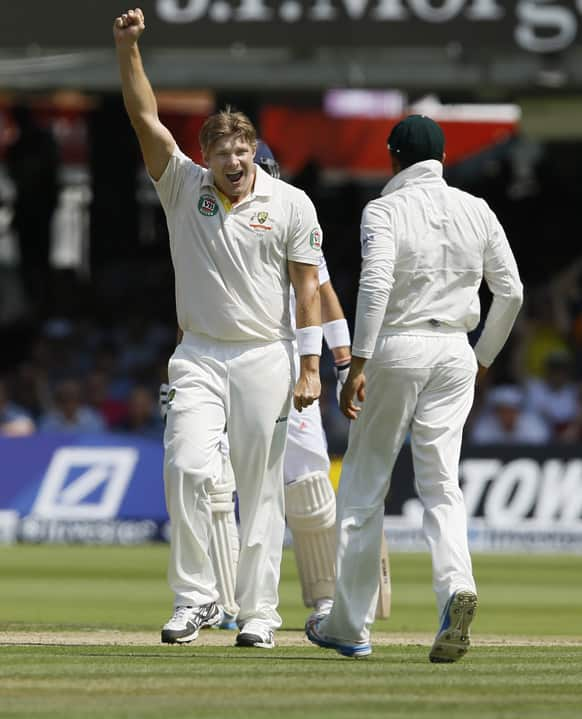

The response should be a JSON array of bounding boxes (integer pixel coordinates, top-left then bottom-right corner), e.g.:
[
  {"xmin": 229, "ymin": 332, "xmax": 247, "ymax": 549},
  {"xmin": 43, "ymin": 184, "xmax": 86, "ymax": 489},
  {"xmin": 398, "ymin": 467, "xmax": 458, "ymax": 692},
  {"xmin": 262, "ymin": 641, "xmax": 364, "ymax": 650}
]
[
  {"xmin": 309, "ymin": 228, "xmax": 322, "ymax": 250},
  {"xmin": 198, "ymin": 195, "xmax": 219, "ymax": 217}
]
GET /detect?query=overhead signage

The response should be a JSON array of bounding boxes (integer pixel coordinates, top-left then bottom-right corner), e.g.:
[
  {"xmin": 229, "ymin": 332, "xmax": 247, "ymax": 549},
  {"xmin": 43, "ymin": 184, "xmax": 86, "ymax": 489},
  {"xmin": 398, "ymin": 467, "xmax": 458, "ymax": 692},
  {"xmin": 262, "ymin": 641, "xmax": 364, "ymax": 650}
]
[{"xmin": 0, "ymin": 1, "xmax": 581, "ymax": 53}]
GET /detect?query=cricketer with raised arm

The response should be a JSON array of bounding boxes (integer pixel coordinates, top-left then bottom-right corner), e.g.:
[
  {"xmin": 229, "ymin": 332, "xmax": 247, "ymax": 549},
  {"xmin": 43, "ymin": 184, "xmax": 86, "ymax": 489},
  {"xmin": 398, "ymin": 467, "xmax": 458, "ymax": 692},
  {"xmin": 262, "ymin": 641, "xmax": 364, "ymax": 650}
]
[{"xmin": 113, "ymin": 8, "xmax": 322, "ymax": 650}]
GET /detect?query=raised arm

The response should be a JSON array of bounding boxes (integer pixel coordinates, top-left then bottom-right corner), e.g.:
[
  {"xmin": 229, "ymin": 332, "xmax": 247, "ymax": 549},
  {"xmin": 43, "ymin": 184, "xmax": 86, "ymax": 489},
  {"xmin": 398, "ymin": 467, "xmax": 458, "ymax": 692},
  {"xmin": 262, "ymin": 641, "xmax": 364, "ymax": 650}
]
[
  {"xmin": 288, "ymin": 261, "xmax": 321, "ymax": 412},
  {"xmin": 113, "ymin": 8, "xmax": 175, "ymax": 180}
]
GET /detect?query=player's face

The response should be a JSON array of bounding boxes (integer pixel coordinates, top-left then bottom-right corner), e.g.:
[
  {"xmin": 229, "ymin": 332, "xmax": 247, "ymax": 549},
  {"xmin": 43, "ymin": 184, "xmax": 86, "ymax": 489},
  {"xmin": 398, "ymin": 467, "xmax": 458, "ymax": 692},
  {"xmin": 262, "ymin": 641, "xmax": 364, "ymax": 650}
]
[{"xmin": 205, "ymin": 134, "xmax": 256, "ymax": 202}]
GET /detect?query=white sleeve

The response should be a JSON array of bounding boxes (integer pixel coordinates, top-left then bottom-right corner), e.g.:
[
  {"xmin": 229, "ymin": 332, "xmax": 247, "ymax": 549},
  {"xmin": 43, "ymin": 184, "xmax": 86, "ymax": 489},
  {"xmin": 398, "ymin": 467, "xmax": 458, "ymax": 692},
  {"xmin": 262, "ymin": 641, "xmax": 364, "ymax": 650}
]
[
  {"xmin": 352, "ymin": 202, "xmax": 395, "ymax": 359},
  {"xmin": 287, "ymin": 189, "xmax": 323, "ymax": 266},
  {"xmin": 151, "ymin": 146, "xmax": 200, "ymax": 211},
  {"xmin": 474, "ymin": 208, "xmax": 524, "ymax": 367}
]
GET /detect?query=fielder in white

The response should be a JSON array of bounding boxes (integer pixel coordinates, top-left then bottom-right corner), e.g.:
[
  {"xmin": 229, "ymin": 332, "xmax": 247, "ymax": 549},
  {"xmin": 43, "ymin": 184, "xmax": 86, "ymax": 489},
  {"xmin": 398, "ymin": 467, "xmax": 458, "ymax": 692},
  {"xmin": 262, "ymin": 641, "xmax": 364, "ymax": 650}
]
[
  {"xmin": 201, "ymin": 251, "xmax": 350, "ymax": 627},
  {"xmin": 306, "ymin": 114, "xmax": 523, "ymax": 661},
  {"xmin": 114, "ymin": 9, "xmax": 323, "ymax": 650},
  {"xmin": 160, "ymin": 143, "xmax": 352, "ymax": 629}
]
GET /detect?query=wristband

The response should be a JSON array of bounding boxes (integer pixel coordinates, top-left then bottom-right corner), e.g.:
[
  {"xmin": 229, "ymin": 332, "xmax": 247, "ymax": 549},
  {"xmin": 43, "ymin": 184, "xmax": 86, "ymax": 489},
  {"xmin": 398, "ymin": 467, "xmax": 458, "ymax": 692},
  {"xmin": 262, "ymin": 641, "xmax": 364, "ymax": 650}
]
[
  {"xmin": 323, "ymin": 319, "xmax": 351, "ymax": 350},
  {"xmin": 296, "ymin": 325, "xmax": 323, "ymax": 356},
  {"xmin": 334, "ymin": 356, "xmax": 351, "ymax": 370}
]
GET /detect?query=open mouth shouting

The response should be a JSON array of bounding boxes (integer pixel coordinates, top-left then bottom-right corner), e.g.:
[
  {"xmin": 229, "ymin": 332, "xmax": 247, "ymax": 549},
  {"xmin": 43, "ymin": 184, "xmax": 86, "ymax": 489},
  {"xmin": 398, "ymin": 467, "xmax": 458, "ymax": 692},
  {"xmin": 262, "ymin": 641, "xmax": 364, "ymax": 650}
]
[{"xmin": 226, "ymin": 170, "xmax": 244, "ymax": 185}]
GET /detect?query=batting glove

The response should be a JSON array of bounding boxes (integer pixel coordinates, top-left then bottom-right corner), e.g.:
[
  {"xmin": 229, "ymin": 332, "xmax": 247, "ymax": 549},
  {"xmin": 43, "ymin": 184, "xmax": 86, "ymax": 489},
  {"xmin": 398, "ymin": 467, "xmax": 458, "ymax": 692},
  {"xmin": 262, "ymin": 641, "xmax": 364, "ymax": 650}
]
[
  {"xmin": 159, "ymin": 382, "xmax": 169, "ymax": 420},
  {"xmin": 334, "ymin": 359, "xmax": 351, "ymax": 405}
]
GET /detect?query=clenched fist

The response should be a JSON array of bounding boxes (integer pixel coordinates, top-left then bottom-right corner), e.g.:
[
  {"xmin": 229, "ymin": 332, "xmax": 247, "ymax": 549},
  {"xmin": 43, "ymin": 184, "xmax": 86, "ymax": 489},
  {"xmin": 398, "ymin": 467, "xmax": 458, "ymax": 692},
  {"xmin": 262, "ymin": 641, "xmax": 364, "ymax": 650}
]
[{"xmin": 113, "ymin": 7, "xmax": 145, "ymax": 45}]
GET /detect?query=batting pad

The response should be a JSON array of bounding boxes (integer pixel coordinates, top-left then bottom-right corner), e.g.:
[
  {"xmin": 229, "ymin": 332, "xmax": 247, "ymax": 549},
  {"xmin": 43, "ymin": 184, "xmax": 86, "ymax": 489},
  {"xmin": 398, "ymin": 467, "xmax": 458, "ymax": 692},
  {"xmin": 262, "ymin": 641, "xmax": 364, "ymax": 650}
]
[
  {"xmin": 209, "ymin": 457, "xmax": 239, "ymax": 618},
  {"xmin": 285, "ymin": 471, "xmax": 336, "ymax": 607}
]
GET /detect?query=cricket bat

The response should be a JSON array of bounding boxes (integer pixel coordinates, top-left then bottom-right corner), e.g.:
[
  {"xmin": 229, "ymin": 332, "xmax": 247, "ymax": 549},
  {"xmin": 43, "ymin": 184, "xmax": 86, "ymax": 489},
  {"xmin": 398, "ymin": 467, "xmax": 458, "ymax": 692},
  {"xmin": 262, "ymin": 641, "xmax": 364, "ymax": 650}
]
[{"xmin": 375, "ymin": 530, "xmax": 392, "ymax": 619}]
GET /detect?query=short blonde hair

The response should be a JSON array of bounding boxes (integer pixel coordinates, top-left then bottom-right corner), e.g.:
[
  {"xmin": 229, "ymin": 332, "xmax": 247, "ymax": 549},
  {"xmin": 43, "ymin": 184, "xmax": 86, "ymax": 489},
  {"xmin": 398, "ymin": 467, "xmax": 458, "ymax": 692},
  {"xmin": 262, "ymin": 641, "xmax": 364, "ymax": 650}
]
[{"xmin": 199, "ymin": 107, "xmax": 257, "ymax": 155}]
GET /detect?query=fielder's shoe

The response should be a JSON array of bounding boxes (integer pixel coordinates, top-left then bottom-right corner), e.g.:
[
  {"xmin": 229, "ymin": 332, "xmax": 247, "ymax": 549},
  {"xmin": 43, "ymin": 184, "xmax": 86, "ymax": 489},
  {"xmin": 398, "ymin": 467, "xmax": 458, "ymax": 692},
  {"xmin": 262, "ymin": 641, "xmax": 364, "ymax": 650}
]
[
  {"xmin": 161, "ymin": 602, "xmax": 221, "ymax": 644},
  {"xmin": 219, "ymin": 610, "xmax": 238, "ymax": 631},
  {"xmin": 305, "ymin": 616, "xmax": 372, "ymax": 658},
  {"xmin": 429, "ymin": 590, "xmax": 478, "ymax": 663},
  {"xmin": 235, "ymin": 619, "xmax": 275, "ymax": 649},
  {"xmin": 306, "ymin": 598, "xmax": 334, "ymax": 625}
]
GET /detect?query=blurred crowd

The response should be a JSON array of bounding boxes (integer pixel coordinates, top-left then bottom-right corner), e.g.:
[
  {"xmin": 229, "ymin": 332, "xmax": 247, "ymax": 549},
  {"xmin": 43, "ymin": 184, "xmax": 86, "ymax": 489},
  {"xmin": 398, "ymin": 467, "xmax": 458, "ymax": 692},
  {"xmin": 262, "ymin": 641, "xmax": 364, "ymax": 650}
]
[
  {"xmin": 3, "ymin": 266, "xmax": 582, "ymax": 453},
  {"xmin": 3, "ymin": 100, "xmax": 582, "ymax": 451},
  {"xmin": 0, "ymin": 315, "xmax": 169, "ymax": 441}
]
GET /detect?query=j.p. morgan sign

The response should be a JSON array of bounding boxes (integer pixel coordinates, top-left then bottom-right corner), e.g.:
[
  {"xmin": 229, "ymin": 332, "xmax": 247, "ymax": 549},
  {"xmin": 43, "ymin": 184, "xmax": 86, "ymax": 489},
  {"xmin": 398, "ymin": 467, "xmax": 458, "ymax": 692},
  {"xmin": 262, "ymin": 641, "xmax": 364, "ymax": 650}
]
[
  {"xmin": 2, "ymin": 1, "xmax": 582, "ymax": 54},
  {"xmin": 155, "ymin": 0, "xmax": 582, "ymax": 53}
]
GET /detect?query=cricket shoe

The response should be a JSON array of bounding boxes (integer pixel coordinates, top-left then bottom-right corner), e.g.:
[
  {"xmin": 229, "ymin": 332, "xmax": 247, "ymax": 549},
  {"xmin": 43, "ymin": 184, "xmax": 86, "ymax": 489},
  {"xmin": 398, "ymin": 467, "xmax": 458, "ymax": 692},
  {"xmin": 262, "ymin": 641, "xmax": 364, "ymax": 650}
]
[
  {"xmin": 235, "ymin": 619, "xmax": 275, "ymax": 649},
  {"xmin": 429, "ymin": 590, "xmax": 478, "ymax": 663},
  {"xmin": 218, "ymin": 610, "xmax": 238, "ymax": 631},
  {"xmin": 305, "ymin": 616, "xmax": 372, "ymax": 658},
  {"xmin": 161, "ymin": 602, "xmax": 221, "ymax": 644},
  {"xmin": 306, "ymin": 598, "xmax": 333, "ymax": 625}
]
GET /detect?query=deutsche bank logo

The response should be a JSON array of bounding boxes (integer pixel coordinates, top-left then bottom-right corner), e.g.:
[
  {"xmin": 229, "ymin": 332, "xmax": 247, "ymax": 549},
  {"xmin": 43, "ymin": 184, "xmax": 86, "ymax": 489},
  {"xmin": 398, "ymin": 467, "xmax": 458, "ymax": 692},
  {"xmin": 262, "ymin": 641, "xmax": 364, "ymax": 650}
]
[{"xmin": 31, "ymin": 448, "xmax": 139, "ymax": 520}]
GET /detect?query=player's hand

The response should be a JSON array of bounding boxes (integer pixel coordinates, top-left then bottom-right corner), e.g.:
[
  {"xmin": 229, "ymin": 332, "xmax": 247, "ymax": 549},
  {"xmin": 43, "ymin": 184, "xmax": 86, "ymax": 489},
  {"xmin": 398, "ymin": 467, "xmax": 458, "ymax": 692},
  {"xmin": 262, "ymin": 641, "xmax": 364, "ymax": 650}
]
[
  {"xmin": 334, "ymin": 359, "xmax": 351, "ymax": 405},
  {"xmin": 113, "ymin": 7, "xmax": 145, "ymax": 46},
  {"xmin": 293, "ymin": 369, "xmax": 321, "ymax": 413},
  {"xmin": 340, "ymin": 370, "xmax": 366, "ymax": 420},
  {"xmin": 159, "ymin": 382, "xmax": 169, "ymax": 420}
]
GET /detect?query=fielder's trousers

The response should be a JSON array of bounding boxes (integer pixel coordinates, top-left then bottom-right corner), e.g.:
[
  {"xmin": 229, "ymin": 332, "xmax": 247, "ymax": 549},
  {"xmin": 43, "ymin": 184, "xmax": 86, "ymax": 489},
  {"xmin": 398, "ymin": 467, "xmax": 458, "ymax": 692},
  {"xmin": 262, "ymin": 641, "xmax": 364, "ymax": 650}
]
[
  {"xmin": 322, "ymin": 329, "xmax": 478, "ymax": 644},
  {"xmin": 164, "ymin": 332, "xmax": 293, "ymax": 630}
]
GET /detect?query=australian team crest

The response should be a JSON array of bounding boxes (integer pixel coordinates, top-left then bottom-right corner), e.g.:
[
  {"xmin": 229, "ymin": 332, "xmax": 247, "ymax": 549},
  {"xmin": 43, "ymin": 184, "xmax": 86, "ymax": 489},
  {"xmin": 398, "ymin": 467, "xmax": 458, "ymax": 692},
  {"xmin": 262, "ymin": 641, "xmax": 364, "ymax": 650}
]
[
  {"xmin": 249, "ymin": 210, "xmax": 273, "ymax": 231},
  {"xmin": 198, "ymin": 194, "xmax": 218, "ymax": 217}
]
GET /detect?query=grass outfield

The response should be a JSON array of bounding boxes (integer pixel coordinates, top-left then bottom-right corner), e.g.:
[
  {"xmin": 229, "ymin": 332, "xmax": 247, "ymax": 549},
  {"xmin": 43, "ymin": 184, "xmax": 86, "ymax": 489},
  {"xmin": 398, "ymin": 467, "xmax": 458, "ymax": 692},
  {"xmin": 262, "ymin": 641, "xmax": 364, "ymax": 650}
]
[{"xmin": 1, "ymin": 545, "xmax": 581, "ymax": 718}]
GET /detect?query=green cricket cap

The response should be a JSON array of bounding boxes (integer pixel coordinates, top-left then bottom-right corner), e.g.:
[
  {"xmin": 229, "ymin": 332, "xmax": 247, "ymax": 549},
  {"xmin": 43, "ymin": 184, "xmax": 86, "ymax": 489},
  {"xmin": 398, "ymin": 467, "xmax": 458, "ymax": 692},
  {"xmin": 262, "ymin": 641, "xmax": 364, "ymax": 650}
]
[{"xmin": 387, "ymin": 114, "xmax": 445, "ymax": 165}]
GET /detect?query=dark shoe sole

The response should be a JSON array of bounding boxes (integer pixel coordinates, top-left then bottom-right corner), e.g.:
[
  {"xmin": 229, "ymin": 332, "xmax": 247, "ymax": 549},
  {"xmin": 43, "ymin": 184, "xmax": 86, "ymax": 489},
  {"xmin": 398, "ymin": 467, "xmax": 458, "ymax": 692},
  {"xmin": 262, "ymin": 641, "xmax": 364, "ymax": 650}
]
[
  {"xmin": 235, "ymin": 632, "xmax": 274, "ymax": 649},
  {"xmin": 161, "ymin": 628, "xmax": 199, "ymax": 644},
  {"xmin": 429, "ymin": 590, "xmax": 478, "ymax": 663}
]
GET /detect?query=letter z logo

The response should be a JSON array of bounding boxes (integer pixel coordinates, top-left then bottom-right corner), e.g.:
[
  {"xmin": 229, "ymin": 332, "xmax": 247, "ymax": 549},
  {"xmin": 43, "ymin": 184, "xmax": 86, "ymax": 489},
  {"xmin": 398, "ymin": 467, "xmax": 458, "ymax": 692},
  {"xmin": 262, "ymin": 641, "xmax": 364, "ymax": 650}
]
[{"xmin": 31, "ymin": 448, "xmax": 138, "ymax": 520}]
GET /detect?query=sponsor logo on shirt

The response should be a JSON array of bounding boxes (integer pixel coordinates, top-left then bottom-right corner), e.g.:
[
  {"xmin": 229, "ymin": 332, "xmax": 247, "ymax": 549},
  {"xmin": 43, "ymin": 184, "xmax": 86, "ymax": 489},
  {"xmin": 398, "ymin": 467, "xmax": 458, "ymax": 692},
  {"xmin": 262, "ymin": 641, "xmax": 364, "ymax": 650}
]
[
  {"xmin": 249, "ymin": 210, "xmax": 272, "ymax": 231},
  {"xmin": 198, "ymin": 195, "xmax": 219, "ymax": 216},
  {"xmin": 275, "ymin": 415, "xmax": 288, "ymax": 424},
  {"xmin": 309, "ymin": 228, "xmax": 322, "ymax": 250}
]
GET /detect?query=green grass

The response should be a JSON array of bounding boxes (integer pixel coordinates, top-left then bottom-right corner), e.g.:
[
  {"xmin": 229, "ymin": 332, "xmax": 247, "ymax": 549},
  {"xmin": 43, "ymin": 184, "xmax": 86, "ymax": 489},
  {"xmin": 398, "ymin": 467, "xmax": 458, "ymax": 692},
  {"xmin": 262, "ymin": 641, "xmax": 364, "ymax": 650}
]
[
  {"xmin": 1, "ymin": 645, "xmax": 581, "ymax": 719},
  {"xmin": 1, "ymin": 546, "xmax": 581, "ymax": 717}
]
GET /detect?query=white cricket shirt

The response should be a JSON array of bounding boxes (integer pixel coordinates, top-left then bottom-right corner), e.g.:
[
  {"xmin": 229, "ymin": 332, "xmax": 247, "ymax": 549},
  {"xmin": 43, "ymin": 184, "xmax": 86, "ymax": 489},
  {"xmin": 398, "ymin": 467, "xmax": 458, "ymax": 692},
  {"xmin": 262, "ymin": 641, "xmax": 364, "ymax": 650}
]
[
  {"xmin": 153, "ymin": 146, "xmax": 322, "ymax": 343},
  {"xmin": 353, "ymin": 160, "xmax": 523, "ymax": 365}
]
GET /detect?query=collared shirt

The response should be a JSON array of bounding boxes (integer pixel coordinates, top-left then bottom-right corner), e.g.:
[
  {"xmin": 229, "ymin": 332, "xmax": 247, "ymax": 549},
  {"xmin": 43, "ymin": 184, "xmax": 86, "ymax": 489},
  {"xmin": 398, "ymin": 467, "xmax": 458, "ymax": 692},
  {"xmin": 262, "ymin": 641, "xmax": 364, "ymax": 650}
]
[
  {"xmin": 153, "ymin": 146, "xmax": 322, "ymax": 343},
  {"xmin": 353, "ymin": 160, "xmax": 523, "ymax": 363}
]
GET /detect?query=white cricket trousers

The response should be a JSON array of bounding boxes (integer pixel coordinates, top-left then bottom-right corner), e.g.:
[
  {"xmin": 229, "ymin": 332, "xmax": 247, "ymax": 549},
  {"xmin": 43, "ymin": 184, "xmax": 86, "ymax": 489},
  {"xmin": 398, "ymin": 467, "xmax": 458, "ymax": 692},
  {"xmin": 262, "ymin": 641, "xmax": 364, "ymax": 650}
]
[
  {"xmin": 284, "ymin": 345, "xmax": 330, "ymax": 483},
  {"xmin": 322, "ymin": 329, "xmax": 478, "ymax": 644},
  {"xmin": 164, "ymin": 331, "xmax": 294, "ymax": 630}
]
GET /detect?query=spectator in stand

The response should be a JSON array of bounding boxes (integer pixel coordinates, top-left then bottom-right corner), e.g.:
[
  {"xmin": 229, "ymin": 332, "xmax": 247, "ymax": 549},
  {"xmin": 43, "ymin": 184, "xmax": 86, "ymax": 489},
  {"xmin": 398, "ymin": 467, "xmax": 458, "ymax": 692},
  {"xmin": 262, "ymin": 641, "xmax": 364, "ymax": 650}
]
[
  {"xmin": 84, "ymin": 369, "xmax": 128, "ymax": 428},
  {"xmin": 5, "ymin": 103, "xmax": 60, "ymax": 317},
  {"xmin": 12, "ymin": 362, "xmax": 51, "ymax": 422},
  {"xmin": 517, "ymin": 287, "xmax": 569, "ymax": 379},
  {"xmin": 469, "ymin": 385, "xmax": 551, "ymax": 445},
  {"xmin": 39, "ymin": 379, "xmax": 105, "ymax": 434},
  {"xmin": 0, "ymin": 377, "xmax": 35, "ymax": 436},
  {"xmin": 524, "ymin": 349, "xmax": 579, "ymax": 439},
  {"xmin": 113, "ymin": 385, "xmax": 163, "ymax": 439}
]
